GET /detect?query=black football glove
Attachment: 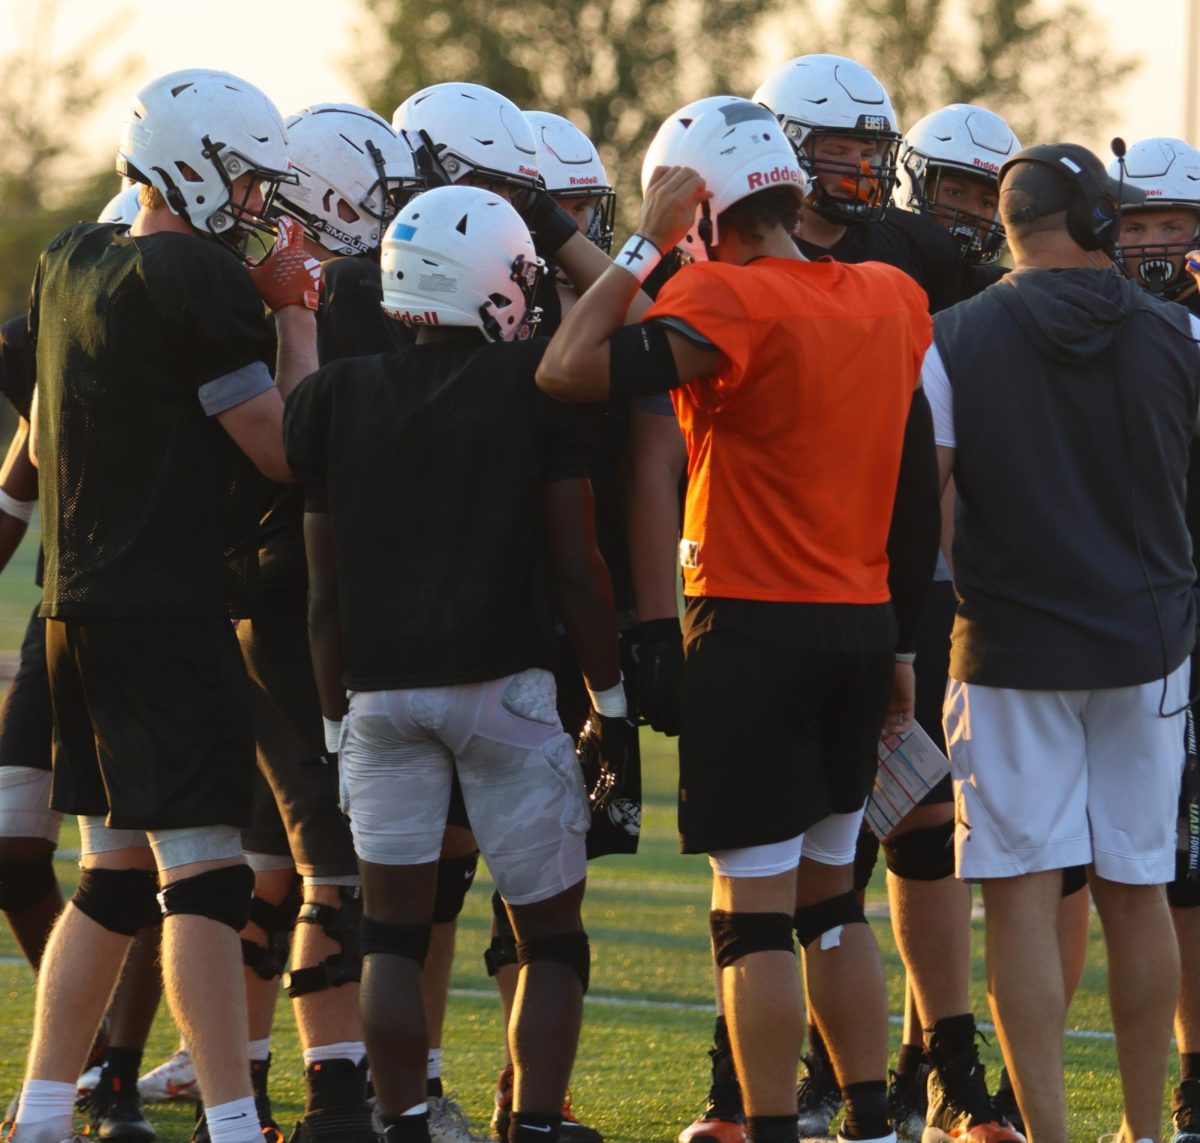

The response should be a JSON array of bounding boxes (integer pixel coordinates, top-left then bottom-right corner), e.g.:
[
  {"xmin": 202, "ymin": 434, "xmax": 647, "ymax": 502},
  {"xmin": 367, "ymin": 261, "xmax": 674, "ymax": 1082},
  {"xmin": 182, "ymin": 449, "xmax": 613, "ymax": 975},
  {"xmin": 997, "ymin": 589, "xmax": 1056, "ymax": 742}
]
[
  {"xmin": 628, "ymin": 617, "xmax": 685, "ymax": 736},
  {"xmin": 577, "ymin": 707, "xmax": 641, "ymax": 857},
  {"xmin": 515, "ymin": 187, "xmax": 579, "ymax": 259}
]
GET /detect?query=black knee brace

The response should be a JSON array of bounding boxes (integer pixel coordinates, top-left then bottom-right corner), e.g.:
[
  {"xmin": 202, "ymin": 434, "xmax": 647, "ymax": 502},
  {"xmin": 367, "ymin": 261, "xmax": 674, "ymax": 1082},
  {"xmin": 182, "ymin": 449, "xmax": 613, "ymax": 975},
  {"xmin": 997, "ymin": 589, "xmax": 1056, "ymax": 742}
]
[
  {"xmin": 241, "ymin": 880, "xmax": 301, "ymax": 981},
  {"xmin": 484, "ymin": 888, "xmax": 518, "ymax": 976},
  {"xmin": 883, "ymin": 822, "xmax": 954, "ymax": 882},
  {"xmin": 432, "ymin": 852, "xmax": 479, "ymax": 924},
  {"xmin": 0, "ymin": 855, "xmax": 58, "ymax": 913},
  {"xmin": 709, "ymin": 910, "xmax": 794, "ymax": 967},
  {"xmin": 853, "ymin": 827, "xmax": 880, "ymax": 893},
  {"xmin": 793, "ymin": 891, "xmax": 867, "ymax": 949},
  {"xmin": 158, "ymin": 864, "xmax": 254, "ymax": 931},
  {"xmin": 360, "ymin": 915, "xmax": 432, "ymax": 967},
  {"xmin": 285, "ymin": 885, "xmax": 364, "ymax": 997},
  {"xmin": 516, "ymin": 930, "xmax": 591, "ymax": 992},
  {"xmin": 73, "ymin": 867, "xmax": 160, "ymax": 936}
]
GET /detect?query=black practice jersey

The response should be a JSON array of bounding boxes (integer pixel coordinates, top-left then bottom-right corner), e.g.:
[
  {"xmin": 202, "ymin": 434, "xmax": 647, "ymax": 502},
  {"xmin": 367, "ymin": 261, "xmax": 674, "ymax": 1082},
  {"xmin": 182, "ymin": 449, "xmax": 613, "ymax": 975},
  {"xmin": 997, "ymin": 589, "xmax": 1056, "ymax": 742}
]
[
  {"xmin": 795, "ymin": 207, "xmax": 965, "ymax": 312},
  {"xmin": 31, "ymin": 223, "xmax": 274, "ymax": 619},
  {"xmin": 283, "ymin": 337, "xmax": 588, "ymax": 690},
  {"xmin": 0, "ymin": 316, "xmax": 36, "ymax": 418}
]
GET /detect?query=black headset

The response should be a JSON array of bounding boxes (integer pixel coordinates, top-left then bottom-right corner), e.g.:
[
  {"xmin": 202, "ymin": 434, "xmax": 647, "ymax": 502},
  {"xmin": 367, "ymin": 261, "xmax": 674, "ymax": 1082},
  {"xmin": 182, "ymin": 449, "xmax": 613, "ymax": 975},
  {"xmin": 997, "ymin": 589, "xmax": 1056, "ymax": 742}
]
[{"xmin": 997, "ymin": 143, "xmax": 1120, "ymax": 252}]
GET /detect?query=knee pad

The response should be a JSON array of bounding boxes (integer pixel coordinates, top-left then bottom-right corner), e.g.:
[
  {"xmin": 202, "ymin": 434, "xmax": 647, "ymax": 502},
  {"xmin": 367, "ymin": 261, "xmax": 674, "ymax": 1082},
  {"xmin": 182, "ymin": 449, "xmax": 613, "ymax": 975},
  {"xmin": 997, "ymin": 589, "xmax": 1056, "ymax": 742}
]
[
  {"xmin": 883, "ymin": 822, "xmax": 954, "ymax": 882},
  {"xmin": 709, "ymin": 910, "xmax": 794, "ymax": 968},
  {"xmin": 0, "ymin": 855, "xmax": 58, "ymax": 913},
  {"xmin": 484, "ymin": 889, "xmax": 518, "ymax": 976},
  {"xmin": 73, "ymin": 867, "xmax": 160, "ymax": 936},
  {"xmin": 1168, "ymin": 853, "xmax": 1200, "ymax": 907},
  {"xmin": 1062, "ymin": 864, "xmax": 1090, "ymax": 900},
  {"xmin": 158, "ymin": 863, "xmax": 254, "ymax": 932},
  {"xmin": 793, "ymin": 891, "xmax": 867, "ymax": 949},
  {"xmin": 285, "ymin": 885, "xmax": 364, "ymax": 997},
  {"xmin": 516, "ymin": 930, "xmax": 591, "ymax": 992},
  {"xmin": 853, "ymin": 828, "xmax": 880, "ymax": 893},
  {"xmin": 432, "ymin": 852, "xmax": 479, "ymax": 924},
  {"xmin": 241, "ymin": 880, "xmax": 301, "ymax": 981},
  {"xmin": 360, "ymin": 915, "xmax": 432, "ymax": 967}
]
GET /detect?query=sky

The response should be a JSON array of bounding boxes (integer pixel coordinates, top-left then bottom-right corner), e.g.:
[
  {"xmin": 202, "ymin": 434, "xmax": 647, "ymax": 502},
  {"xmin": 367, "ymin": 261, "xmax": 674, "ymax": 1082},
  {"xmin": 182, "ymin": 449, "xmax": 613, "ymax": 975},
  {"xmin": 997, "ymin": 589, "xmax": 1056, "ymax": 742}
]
[{"xmin": 4, "ymin": 0, "xmax": 1197, "ymax": 183}]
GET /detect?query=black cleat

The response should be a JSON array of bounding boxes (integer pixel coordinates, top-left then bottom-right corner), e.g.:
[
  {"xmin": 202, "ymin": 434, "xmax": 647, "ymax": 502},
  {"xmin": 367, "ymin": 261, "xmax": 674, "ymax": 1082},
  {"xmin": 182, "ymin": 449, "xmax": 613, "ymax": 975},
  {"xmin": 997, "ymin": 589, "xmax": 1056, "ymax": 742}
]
[
  {"xmin": 890, "ymin": 1064, "xmax": 929, "ymax": 1143},
  {"xmin": 796, "ymin": 1049, "xmax": 842, "ymax": 1137},
  {"xmin": 88, "ymin": 1072, "xmax": 155, "ymax": 1143},
  {"xmin": 1171, "ymin": 1078, "xmax": 1200, "ymax": 1143}
]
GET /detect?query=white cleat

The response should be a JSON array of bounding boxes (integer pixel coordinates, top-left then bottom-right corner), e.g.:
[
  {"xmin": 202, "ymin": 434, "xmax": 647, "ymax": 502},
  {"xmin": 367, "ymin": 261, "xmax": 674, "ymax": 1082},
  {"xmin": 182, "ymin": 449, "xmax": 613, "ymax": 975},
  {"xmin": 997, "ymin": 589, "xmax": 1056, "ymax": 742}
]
[
  {"xmin": 428, "ymin": 1095, "xmax": 485, "ymax": 1143},
  {"xmin": 138, "ymin": 1046, "xmax": 199, "ymax": 1103}
]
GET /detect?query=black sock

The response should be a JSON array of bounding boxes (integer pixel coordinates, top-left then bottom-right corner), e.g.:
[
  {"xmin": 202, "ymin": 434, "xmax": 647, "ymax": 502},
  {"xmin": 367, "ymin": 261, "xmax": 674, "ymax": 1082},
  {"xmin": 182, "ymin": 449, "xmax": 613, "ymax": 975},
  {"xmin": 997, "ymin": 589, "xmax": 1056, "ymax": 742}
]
[
  {"xmin": 841, "ymin": 1080, "xmax": 889, "ymax": 1140},
  {"xmin": 380, "ymin": 1112, "xmax": 431, "ymax": 1143},
  {"xmin": 510, "ymin": 1112, "xmax": 561, "ymax": 1143},
  {"xmin": 1184, "ymin": 1053, "xmax": 1200, "ymax": 1084},
  {"xmin": 426, "ymin": 1076, "xmax": 443, "ymax": 1099},
  {"xmin": 101, "ymin": 1046, "xmax": 143, "ymax": 1084},
  {"xmin": 747, "ymin": 1114, "xmax": 797, "ymax": 1142},
  {"xmin": 713, "ymin": 1013, "xmax": 732, "ymax": 1053},
  {"xmin": 896, "ymin": 1042, "xmax": 926, "ymax": 1077},
  {"xmin": 305, "ymin": 1058, "xmax": 367, "ymax": 1115},
  {"xmin": 926, "ymin": 1012, "xmax": 977, "ymax": 1068}
]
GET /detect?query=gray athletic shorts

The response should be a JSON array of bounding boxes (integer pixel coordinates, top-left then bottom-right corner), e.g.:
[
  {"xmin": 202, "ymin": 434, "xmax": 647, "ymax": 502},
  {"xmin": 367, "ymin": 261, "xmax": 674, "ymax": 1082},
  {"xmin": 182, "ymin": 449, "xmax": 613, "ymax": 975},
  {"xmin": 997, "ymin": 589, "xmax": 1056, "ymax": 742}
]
[{"xmin": 341, "ymin": 668, "xmax": 589, "ymax": 905}]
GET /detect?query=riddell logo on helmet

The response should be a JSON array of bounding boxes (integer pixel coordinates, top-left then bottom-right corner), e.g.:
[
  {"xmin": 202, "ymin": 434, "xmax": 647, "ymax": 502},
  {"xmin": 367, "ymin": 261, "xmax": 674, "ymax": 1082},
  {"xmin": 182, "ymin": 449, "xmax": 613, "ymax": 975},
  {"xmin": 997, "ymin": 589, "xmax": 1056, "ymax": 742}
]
[
  {"xmin": 569, "ymin": 175, "xmax": 600, "ymax": 186},
  {"xmin": 397, "ymin": 310, "xmax": 440, "ymax": 325},
  {"xmin": 972, "ymin": 158, "xmax": 1000, "ymax": 173},
  {"xmin": 746, "ymin": 166, "xmax": 802, "ymax": 190},
  {"xmin": 519, "ymin": 165, "xmax": 539, "ymax": 177}
]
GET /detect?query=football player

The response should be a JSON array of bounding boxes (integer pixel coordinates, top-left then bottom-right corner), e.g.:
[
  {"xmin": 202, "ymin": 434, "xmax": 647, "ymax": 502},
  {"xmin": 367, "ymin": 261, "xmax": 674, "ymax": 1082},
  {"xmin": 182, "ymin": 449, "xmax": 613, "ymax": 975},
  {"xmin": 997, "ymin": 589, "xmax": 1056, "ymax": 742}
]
[
  {"xmin": 1109, "ymin": 135, "xmax": 1200, "ymax": 1143},
  {"xmin": 12, "ymin": 68, "xmax": 319, "ymax": 1143},
  {"xmin": 284, "ymin": 183, "xmax": 630, "ymax": 1143}
]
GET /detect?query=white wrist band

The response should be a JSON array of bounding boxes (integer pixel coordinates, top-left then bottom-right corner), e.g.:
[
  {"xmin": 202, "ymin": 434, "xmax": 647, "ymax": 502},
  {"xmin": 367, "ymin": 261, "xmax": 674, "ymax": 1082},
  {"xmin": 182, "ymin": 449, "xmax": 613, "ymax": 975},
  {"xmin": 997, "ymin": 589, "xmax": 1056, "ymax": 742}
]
[
  {"xmin": 323, "ymin": 717, "xmax": 343, "ymax": 754},
  {"xmin": 588, "ymin": 680, "xmax": 628, "ymax": 718},
  {"xmin": 894, "ymin": 652, "xmax": 917, "ymax": 664},
  {"xmin": 613, "ymin": 234, "xmax": 663, "ymax": 285},
  {"xmin": 0, "ymin": 489, "xmax": 34, "ymax": 523}
]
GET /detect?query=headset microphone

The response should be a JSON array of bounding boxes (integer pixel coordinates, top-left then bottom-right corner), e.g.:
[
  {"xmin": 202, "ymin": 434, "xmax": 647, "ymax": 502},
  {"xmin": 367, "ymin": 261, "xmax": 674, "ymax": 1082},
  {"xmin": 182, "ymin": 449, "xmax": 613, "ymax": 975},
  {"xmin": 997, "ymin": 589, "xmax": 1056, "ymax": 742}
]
[{"xmin": 1109, "ymin": 137, "xmax": 1130, "ymax": 262}]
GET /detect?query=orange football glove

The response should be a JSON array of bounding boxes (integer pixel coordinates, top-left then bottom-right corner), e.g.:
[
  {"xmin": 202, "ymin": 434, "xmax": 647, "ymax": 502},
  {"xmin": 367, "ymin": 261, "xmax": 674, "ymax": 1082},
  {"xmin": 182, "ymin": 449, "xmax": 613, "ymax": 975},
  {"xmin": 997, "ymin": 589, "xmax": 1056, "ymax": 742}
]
[{"xmin": 249, "ymin": 216, "xmax": 322, "ymax": 312}]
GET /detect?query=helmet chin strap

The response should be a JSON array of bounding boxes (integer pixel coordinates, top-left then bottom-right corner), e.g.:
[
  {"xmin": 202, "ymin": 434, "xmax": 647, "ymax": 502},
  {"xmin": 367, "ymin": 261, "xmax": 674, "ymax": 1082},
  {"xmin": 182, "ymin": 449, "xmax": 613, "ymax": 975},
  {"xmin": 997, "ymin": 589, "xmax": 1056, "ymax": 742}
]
[{"xmin": 698, "ymin": 201, "xmax": 717, "ymax": 261}]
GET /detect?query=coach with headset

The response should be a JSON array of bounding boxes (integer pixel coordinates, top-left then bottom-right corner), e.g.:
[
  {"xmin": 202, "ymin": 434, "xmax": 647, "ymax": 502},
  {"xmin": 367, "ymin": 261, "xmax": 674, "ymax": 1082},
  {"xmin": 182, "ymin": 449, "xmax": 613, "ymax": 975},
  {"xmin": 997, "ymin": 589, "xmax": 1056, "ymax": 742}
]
[{"xmin": 923, "ymin": 142, "xmax": 1200, "ymax": 1143}]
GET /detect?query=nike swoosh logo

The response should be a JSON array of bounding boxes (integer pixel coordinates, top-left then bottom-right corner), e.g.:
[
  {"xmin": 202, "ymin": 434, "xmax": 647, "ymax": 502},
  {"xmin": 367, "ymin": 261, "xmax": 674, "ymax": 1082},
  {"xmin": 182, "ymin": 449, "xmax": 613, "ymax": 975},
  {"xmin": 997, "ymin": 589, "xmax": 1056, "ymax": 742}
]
[
  {"xmin": 524, "ymin": 1127, "xmax": 553, "ymax": 1134},
  {"xmin": 166, "ymin": 1080, "xmax": 198, "ymax": 1095}
]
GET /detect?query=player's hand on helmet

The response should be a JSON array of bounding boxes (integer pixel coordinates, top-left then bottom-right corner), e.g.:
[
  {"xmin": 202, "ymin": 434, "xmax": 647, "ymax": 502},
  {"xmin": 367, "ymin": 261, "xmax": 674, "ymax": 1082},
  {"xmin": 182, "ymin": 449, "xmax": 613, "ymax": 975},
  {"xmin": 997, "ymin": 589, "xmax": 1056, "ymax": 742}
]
[
  {"xmin": 628, "ymin": 617, "xmax": 685, "ymax": 736},
  {"xmin": 638, "ymin": 166, "xmax": 711, "ymax": 254},
  {"xmin": 249, "ymin": 216, "xmax": 323, "ymax": 312},
  {"xmin": 515, "ymin": 187, "xmax": 580, "ymax": 259},
  {"xmin": 884, "ymin": 660, "xmax": 915, "ymax": 737},
  {"xmin": 577, "ymin": 706, "xmax": 638, "ymax": 813},
  {"xmin": 1188, "ymin": 250, "xmax": 1200, "ymax": 286}
]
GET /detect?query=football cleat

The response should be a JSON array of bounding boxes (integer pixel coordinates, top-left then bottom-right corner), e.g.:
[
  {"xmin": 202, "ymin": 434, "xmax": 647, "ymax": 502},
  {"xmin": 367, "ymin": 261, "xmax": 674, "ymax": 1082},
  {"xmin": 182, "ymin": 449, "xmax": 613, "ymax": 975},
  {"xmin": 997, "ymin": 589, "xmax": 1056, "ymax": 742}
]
[
  {"xmin": 922, "ymin": 1056, "xmax": 1024, "ymax": 1143},
  {"xmin": 890, "ymin": 1065, "xmax": 930, "ymax": 1143},
  {"xmin": 76, "ymin": 1068, "xmax": 102, "ymax": 1104},
  {"xmin": 87, "ymin": 1072, "xmax": 156, "ymax": 1143},
  {"xmin": 138, "ymin": 1047, "xmax": 199, "ymax": 1104},
  {"xmin": 490, "ymin": 1066, "xmax": 602, "ymax": 1143},
  {"xmin": 427, "ymin": 1095, "xmax": 483, "ymax": 1143},
  {"xmin": 990, "ymin": 1069, "xmax": 1023, "ymax": 1139},
  {"xmin": 1171, "ymin": 1078, "xmax": 1200, "ymax": 1143},
  {"xmin": 796, "ymin": 1049, "xmax": 843, "ymax": 1137}
]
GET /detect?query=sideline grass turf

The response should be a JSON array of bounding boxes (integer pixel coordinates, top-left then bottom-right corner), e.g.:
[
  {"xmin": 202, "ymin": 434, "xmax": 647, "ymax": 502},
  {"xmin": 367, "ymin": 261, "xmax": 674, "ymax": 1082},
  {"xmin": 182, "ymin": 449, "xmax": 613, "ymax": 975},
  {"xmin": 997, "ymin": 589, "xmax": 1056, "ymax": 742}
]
[{"xmin": 0, "ymin": 528, "xmax": 1140, "ymax": 1141}]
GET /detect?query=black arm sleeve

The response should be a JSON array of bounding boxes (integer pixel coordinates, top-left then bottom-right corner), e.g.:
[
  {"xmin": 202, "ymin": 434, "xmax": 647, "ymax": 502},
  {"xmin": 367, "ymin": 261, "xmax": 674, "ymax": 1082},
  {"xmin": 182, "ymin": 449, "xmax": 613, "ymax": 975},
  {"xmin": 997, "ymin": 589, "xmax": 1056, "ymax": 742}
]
[
  {"xmin": 609, "ymin": 323, "xmax": 681, "ymax": 402},
  {"xmin": 887, "ymin": 387, "xmax": 941, "ymax": 652}
]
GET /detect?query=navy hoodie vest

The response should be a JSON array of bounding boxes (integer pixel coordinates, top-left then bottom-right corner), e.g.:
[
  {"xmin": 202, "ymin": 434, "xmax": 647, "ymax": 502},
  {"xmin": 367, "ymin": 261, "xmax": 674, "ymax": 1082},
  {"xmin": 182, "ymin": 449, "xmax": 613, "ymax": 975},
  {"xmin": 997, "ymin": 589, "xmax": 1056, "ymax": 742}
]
[{"xmin": 935, "ymin": 267, "xmax": 1200, "ymax": 689}]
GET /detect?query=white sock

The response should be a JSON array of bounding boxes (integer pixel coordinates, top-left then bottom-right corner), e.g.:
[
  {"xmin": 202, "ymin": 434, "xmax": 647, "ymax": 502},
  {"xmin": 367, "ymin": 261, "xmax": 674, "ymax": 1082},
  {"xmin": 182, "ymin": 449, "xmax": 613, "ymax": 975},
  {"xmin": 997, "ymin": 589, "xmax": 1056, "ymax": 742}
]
[
  {"xmin": 247, "ymin": 1038, "xmax": 271, "ymax": 1062},
  {"xmin": 16, "ymin": 1079, "xmax": 79, "ymax": 1141},
  {"xmin": 426, "ymin": 1047, "xmax": 442, "ymax": 1081},
  {"xmin": 205, "ymin": 1095, "xmax": 261, "ymax": 1143},
  {"xmin": 401, "ymin": 1103, "xmax": 428, "ymax": 1117},
  {"xmin": 303, "ymin": 1041, "xmax": 367, "ymax": 1067}
]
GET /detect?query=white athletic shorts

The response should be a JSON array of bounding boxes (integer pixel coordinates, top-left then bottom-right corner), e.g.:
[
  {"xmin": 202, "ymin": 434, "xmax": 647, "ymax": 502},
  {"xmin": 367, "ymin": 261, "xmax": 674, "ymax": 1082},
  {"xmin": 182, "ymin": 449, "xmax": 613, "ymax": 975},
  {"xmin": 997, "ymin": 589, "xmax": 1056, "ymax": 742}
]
[
  {"xmin": 0, "ymin": 766, "xmax": 61, "ymax": 842},
  {"xmin": 943, "ymin": 662, "xmax": 1188, "ymax": 884},
  {"xmin": 340, "ymin": 668, "xmax": 589, "ymax": 905},
  {"xmin": 709, "ymin": 805, "xmax": 866, "ymax": 878}
]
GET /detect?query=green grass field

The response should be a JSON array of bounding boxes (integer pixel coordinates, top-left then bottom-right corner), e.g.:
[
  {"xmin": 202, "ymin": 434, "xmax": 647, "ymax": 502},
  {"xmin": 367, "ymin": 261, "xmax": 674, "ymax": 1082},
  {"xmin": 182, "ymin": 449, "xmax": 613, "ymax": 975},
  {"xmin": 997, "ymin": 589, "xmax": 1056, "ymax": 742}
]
[{"xmin": 0, "ymin": 528, "xmax": 1142, "ymax": 1142}]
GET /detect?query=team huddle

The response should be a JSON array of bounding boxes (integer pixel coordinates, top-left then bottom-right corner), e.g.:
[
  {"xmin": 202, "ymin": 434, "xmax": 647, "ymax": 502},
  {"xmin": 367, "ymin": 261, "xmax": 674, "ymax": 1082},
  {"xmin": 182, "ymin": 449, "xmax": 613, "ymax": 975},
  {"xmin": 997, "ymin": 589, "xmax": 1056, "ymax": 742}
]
[{"xmin": 0, "ymin": 43, "xmax": 1198, "ymax": 1143}]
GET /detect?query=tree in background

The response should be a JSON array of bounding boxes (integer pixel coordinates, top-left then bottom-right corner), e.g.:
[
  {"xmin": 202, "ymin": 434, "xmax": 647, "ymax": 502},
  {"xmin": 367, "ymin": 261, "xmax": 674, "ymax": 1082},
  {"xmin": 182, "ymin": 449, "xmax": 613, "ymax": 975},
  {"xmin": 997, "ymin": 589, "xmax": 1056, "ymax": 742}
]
[{"xmin": 350, "ymin": 0, "xmax": 1137, "ymax": 230}]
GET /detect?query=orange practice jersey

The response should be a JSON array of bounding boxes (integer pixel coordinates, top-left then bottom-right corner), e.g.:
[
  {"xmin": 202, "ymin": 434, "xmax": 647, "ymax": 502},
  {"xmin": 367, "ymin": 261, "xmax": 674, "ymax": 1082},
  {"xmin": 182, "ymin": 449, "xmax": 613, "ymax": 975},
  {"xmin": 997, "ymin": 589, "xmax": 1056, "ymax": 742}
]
[{"xmin": 645, "ymin": 256, "xmax": 932, "ymax": 604}]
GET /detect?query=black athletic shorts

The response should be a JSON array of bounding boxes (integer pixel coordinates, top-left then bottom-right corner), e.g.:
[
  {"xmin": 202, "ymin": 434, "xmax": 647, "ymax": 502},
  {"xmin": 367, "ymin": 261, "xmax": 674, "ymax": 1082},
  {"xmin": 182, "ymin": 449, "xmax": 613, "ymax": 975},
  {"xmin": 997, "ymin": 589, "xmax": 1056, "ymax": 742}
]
[
  {"xmin": 47, "ymin": 616, "xmax": 255, "ymax": 829},
  {"xmin": 237, "ymin": 613, "xmax": 357, "ymax": 879},
  {"xmin": 678, "ymin": 629, "xmax": 893, "ymax": 854},
  {"xmin": 0, "ymin": 603, "xmax": 52, "ymax": 772},
  {"xmin": 915, "ymin": 578, "xmax": 956, "ymax": 807}
]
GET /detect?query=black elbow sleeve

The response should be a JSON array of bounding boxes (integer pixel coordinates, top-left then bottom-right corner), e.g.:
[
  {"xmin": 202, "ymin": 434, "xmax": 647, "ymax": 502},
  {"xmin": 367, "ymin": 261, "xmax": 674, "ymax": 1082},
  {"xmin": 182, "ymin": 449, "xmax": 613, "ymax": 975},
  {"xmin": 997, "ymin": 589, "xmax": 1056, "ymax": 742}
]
[
  {"xmin": 609, "ymin": 324, "xmax": 680, "ymax": 402},
  {"xmin": 888, "ymin": 387, "xmax": 940, "ymax": 651}
]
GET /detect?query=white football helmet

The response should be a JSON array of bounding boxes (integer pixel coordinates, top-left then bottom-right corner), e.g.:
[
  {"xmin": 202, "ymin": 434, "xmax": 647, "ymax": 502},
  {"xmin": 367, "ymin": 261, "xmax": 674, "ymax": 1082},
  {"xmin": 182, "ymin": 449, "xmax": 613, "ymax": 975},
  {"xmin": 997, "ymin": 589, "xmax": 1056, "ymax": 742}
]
[
  {"xmin": 641, "ymin": 97, "xmax": 806, "ymax": 261},
  {"xmin": 392, "ymin": 83, "xmax": 541, "ymax": 195},
  {"xmin": 895, "ymin": 104, "xmax": 1021, "ymax": 263},
  {"xmin": 380, "ymin": 185, "xmax": 546, "ymax": 341},
  {"xmin": 116, "ymin": 68, "xmax": 294, "ymax": 262},
  {"xmin": 1108, "ymin": 137, "xmax": 1200, "ymax": 297},
  {"xmin": 525, "ymin": 111, "xmax": 616, "ymax": 251},
  {"xmin": 276, "ymin": 103, "xmax": 423, "ymax": 256},
  {"xmin": 754, "ymin": 54, "xmax": 901, "ymax": 223},
  {"xmin": 98, "ymin": 185, "xmax": 142, "ymax": 227}
]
